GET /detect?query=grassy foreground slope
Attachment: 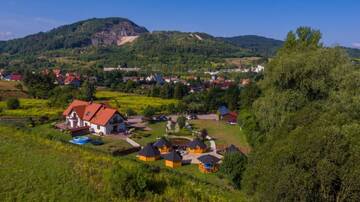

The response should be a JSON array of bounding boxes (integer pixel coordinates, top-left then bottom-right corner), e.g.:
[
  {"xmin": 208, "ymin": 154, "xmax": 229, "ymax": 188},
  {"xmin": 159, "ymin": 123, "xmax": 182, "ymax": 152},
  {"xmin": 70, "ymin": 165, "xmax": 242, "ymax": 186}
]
[{"xmin": 0, "ymin": 125, "xmax": 247, "ymax": 201}]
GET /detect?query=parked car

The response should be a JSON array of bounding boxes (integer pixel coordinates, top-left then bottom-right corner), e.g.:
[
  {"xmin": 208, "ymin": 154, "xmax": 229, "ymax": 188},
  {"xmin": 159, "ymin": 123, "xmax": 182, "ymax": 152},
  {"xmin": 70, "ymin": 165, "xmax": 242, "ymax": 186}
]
[
  {"xmin": 186, "ymin": 114, "xmax": 197, "ymax": 120},
  {"xmin": 152, "ymin": 115, "xmax": 168, "ymax": 121}
]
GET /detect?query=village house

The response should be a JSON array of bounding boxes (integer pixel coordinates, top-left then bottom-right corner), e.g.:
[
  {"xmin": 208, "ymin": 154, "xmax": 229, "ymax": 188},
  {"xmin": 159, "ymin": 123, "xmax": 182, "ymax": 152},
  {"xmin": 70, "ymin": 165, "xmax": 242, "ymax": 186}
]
[
  {"xmin": 218, "ymin": 106, "xmax": 238, "ymax": 124},
  {"xmin": 4, "ymin": 73, "xmax": 22, "ymax": 81},
  {"xmin": 64, "ymin": 73, "xmax": 81, "ymax": 87},
  {"xmin": 63, "ymin": 100, "xmax": 126, "ymax": 135}
]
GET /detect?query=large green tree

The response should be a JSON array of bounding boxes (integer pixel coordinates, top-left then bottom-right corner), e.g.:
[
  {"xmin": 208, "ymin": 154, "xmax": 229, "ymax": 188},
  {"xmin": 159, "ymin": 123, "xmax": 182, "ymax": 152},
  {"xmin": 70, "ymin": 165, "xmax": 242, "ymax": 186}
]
[{"xmin": 242, "ymin": 27, "xmax": 360, "ymax": 201}]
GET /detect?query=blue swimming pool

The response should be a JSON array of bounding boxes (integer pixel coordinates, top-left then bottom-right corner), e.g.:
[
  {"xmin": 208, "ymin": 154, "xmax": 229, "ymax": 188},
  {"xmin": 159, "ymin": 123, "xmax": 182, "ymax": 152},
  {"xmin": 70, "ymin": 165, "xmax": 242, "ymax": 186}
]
[{"xmin": 69, "ymin": 136, "xmax": 91, "ymax": 145}]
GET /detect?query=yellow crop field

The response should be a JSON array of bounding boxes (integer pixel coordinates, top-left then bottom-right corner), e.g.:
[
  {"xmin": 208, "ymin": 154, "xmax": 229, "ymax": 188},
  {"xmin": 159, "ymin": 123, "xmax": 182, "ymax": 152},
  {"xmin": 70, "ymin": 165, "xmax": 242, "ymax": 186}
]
[
  {"xmin": 95, "ymin": 91, "xmax": 179, "ymax": 113},
  {"xmin": 0, "ymin": 98, "xmax": 62, "ymax": 117}
]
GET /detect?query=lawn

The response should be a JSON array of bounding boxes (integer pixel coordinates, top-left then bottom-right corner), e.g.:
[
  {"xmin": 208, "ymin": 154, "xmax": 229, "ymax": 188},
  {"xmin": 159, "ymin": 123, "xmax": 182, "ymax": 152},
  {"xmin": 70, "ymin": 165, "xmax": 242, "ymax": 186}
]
[
  {"xmin": 96, "ymin": 90, "xmax": 179, "ymax": 114},
  {"xmin": 0, "ymin": 98, "xmax": 62, "ymax": 118},
  {"xmin": 191, "ymin": 120, "xmax": 249, "ymax": 150},
  {"xmin": 31, "ymin": 124, "xmax": 133, "ymax": 154},
  {"xmin": 131, "ymin": 121, "xmax": 167, "ymax": 146},
  {"xmin": 85, "ymin": 134, "xmax": 133, "ymax": 153}
]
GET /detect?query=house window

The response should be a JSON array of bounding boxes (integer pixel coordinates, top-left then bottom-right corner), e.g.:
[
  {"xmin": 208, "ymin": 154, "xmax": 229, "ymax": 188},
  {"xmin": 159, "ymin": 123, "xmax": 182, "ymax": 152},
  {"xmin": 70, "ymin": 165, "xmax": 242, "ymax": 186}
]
[{"xmin": 97, "ymin": 125, "xmax": 100, "ymax": 130}]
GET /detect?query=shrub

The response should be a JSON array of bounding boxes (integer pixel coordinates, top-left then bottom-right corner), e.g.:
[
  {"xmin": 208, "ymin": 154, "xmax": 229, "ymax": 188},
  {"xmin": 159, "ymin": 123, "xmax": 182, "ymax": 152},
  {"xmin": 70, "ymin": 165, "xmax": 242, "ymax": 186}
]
[
  {"xmin": 219, "ymin": 152, "xmax": 247, "ymax": 189},
  {"xmin": 126, "ymin": 108, "xmax": 136, "ymax": 116},
  {"xmin": 177, "ymin": 115, "xmax": 186, "ymax": 129},
  {"xmin": 6, "ymin": 98, "xmax": 20, "ymax": 109},
  {"xmin": 108, "ymin": 165, "xmax": 153, "ymax": 198},
  {"xmin": 143, "ymin": 106, "xmax": 156, "ymax": 118}
]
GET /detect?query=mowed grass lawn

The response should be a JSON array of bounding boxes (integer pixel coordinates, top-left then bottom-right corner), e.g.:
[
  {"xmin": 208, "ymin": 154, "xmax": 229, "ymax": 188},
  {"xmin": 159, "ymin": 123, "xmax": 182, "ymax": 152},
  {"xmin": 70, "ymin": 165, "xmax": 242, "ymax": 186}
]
[
  {"xmin": 0, "ymin": 98, "xmax": 62, "ymax": 117},
  {"xmin": 86, "ymin": 135, "xmax": 133, "ymax": 153},
  {"xmin": 191, "ymin": 120, "xmax": 249, "ymax": 149},
  {"xmin": 132, "ymin": 121, "xmax": 167, "ymax": 146},
  {"xmin": 96, "ymin": 91, "xmax": 179, "ymax": 114}
]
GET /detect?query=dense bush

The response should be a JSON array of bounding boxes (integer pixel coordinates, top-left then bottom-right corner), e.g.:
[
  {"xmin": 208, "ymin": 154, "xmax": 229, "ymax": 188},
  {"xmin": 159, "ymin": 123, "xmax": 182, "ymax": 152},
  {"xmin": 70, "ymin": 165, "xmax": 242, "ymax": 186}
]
[
  {"xmin": 219, "ymin": 152, "xmax": 247, "ymax": 189},
  {"xmin": 108, "ymin": 165, "xmax": 153, "ymax": 198},
  {"xmin": 177, "ymin": 115, "xmax": 187, "ymax": 129},
  {"xmin": 143, "ymin": 106, "xmax": 156, "ymax": 118},
  {"xmin": 6, "ymin": 98, "xmax": 20, "ymax": 109}
]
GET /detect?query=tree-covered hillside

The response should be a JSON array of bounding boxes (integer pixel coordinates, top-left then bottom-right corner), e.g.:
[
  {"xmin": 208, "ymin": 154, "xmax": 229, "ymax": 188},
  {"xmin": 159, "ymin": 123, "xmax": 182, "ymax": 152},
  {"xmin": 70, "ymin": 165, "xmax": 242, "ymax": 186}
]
[
  {"xmin": 0, "ymin": 17, "xmax": 148, "ymax": 54},
  {"xmin": 0, "ymin": 25, "xmax": 252, "ymax": 72},
  {"xmin": 238, "ymin": 27, "xmax": 360, "ymax": 201},
  {"xmin": 218, "ymin": 35, "xmax": 284, "ymax": 57}
]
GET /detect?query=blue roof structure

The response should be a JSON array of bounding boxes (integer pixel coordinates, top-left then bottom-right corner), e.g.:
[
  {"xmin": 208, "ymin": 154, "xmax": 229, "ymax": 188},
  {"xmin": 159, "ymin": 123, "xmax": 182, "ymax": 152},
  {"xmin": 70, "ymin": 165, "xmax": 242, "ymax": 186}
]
[
  {"xmin": 154, "ymin": 74, "xmax": 164, "ymax": 85},
  {"xmin": 218, "ymin": 106, "xmax": 229, "ymax": 116}
]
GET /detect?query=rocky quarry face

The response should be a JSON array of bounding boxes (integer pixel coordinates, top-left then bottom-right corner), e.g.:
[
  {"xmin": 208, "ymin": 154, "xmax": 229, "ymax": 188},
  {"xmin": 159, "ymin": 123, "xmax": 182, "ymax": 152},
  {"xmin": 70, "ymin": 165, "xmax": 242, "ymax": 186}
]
[{"xmin": 91, "ymin": 21, "xmax": 148, "ymax": 46}]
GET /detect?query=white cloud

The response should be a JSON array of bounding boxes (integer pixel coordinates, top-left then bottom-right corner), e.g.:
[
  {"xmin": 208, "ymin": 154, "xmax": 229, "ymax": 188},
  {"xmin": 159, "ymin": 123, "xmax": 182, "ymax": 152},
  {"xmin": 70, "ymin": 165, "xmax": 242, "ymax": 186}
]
[
  {"xmin": 0, "ymin": 31, "xmax": 14, "ymax": 40},
  {"xmin": 352, "ymin": 42, "xmax": 360, "ymax": 49}
]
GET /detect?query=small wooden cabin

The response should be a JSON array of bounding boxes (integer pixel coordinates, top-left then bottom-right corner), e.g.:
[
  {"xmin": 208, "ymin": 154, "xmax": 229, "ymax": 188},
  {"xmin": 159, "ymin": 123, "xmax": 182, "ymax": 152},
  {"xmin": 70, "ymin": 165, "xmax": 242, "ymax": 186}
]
[
  {"xmin": 162, "ymin": 150, "xmax": 182, "ymax": 168},
  {"xmin": 138, "ymin": 143, "xmax": 161, "ymax": 161},
  {"xmin": 153, "ymin": 138, "xmax": 172, "ymax": 153},
  {"xmin": 186, "ymin": 138, "xmax": 207, "ymax": 154},
  {"xmin": 197, "ymin": 154, "xmax": 221, "ymax": 173}
]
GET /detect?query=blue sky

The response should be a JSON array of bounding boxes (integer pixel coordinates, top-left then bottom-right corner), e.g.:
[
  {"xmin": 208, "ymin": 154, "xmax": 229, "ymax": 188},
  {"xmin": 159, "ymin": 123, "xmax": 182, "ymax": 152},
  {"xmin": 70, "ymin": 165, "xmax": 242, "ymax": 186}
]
[{"xmin": 0, "ymin": 0, "xmax": 359, "ymax": 48}]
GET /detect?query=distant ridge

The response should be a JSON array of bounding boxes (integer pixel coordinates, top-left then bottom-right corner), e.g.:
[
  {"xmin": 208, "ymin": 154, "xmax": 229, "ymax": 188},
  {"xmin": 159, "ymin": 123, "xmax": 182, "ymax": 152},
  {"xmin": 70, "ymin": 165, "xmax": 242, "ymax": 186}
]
[{"xmin": 218, "ymin": 35, "xmax": 284, "ymax": 57}]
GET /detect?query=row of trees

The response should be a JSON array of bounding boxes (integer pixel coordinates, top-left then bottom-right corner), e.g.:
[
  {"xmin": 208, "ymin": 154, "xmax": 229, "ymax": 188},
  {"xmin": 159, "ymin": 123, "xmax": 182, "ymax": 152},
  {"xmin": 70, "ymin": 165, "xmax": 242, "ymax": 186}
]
[{"xmin": 22, "ymin": 71, "xmax": 96, "ymax": 107}]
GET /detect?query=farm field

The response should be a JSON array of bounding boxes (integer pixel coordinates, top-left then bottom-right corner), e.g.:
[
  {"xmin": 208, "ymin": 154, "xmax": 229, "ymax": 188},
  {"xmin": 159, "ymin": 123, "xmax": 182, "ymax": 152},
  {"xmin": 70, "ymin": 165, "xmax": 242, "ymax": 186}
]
[
  {"xmin": 96, "ymin": 90, "xmax": 179, "ymax": 114},
  {"xmin": 0, "ymin": 98, "xmax": 62, "ymax": 118},
  {"xmin": 0, "ymin": 80, "xmax": 28, "ymax": 98}
]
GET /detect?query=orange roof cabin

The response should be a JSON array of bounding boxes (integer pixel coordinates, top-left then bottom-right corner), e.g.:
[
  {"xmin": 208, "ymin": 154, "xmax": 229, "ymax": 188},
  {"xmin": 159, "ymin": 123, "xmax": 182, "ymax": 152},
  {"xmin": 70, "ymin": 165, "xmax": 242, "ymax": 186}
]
[
  {"xmin": 138, "ymin": 143, "xmax": 161, "ymax": 161},
  {"xmin": 63, "ymin": 100, "xmax": 126, "ymax": 135},
  {"xmin": 186, "ymin": 138, "xmax": 207, "ymax": 154},
  {"xmin": 153, "ymin": 138, "xmax": 172, "ymax": 153},
  {"xmin": 162, "ymin": 150, "xmax": 182, "ymax": 168},
  {"xmin": 197, "ymin": 154, "xmax": 221, "ymax": 173}
]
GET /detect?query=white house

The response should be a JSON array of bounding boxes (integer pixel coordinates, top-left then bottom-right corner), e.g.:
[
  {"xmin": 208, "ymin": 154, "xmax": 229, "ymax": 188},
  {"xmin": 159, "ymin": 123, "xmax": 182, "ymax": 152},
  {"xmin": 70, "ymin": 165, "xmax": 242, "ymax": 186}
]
[{"xmin": 63, "ymin": 100, "xmax": 126, "ymax": 135}]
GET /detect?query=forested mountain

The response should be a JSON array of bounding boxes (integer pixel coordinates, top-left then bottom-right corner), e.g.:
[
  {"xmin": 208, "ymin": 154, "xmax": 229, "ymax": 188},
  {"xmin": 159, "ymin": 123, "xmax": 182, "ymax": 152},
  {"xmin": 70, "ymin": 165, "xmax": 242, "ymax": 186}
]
[
  {"xmin": 0, "ymin": 18, "xmax": 252, "ymax": 71},
  {"xmin": 0, "ymin": 17, "xmax": 148, "ymax": 54},
  {"xmin": 0, "ymin": 17, "xmax": 359, "ymax": 72},
  {"xmin": 218, "ymin": 35, "xmax": 284, "ymax": 57}
]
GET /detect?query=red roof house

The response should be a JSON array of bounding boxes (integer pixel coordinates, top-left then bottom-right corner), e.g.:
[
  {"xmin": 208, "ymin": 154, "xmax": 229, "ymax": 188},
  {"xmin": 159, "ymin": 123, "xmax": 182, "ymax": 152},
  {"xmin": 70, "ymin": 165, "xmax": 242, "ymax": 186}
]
[
  {"xmin": 63, "ymin": 100, "xmax": 126, "ymax": 134},
  {"xmin": 10, "ymin": 73, "xmax": 22, "ymax": 81}
]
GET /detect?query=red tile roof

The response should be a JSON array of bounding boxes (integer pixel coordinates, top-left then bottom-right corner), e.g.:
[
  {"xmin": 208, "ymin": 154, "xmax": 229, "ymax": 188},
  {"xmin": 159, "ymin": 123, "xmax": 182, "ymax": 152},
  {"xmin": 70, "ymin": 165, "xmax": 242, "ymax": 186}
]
[
  {"xmin": 83, "ymin": 103, "xmax": 102, "ymax": 121},
  {"xmin": 10, "ymin": 74, "xmax": 22, "ymax": 81},
  {"xmin": 63, "ymin": 100, "xmax": 88, "ymax": 116},
  {"xmin": 63, "ymin": 100, "xmax": 122, "ymax": 126},
  {"xmin": 90, "ymin": 107, "xmax": 118, "ymax": 126}
]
